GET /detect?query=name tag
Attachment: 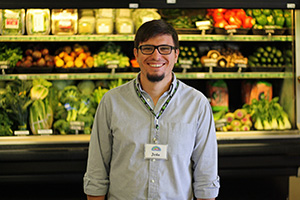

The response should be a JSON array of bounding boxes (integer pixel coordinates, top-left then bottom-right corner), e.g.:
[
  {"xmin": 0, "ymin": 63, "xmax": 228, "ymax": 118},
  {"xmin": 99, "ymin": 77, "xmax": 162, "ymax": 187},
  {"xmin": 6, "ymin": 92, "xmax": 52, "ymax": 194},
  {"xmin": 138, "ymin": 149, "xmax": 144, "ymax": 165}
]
[{"xmin": 144, "ymin": 144, "xmax": 168, "ymax": 160}]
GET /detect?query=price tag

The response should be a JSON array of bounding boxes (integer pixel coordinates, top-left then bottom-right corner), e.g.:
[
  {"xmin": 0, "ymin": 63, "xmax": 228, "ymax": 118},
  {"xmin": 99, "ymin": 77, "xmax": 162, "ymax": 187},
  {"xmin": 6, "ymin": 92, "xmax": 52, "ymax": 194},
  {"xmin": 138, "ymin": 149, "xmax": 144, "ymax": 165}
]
[
  {"xmin": 38, "ymin": 129, "xmax": 53, "ymax": 135},
  {"xmin": 167, "ymin": 0, "xmax": 176, "ymax": 4},
  {"xmin": 106, "ymin": 60, "xmax": 119, "ymax": 69},
  {"xmin": 70, "ymin": 121, "xmax": 84, "ymax": 131},
  {"xmin": 203, "ymin": 58, "xmax": 217, "ymax": 67},
  {"xmin": 179, "ymin": 60, "xmax": 192, "ymax": 69},
  {"xmin": 14, "ymin": 130, "xmax": 30, "ymax": 136}
]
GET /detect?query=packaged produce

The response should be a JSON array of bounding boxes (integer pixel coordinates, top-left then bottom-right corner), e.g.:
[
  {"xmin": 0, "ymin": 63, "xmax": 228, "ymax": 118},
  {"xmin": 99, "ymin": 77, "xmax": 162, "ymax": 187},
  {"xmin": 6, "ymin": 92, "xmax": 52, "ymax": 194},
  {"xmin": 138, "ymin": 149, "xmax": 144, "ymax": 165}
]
[
  {"xmin": 115, "ymin": 18, "xmax": 134, "ymax": 34},
  {"xmin": 207, "ymin": 80, "xmax": 229, "ymax": 112},
  {"xmin": 51, "ymin": 9, "xmax": 78, "ymax": 35},
  {"xmin": 78, "ymin": 9, "xmax": 95, "ymax": 35},
  {"xmin": 96, "ymin": 9, "xmax": 115, "ymax": 18},
  {"xmin": 115, "ymin": 9, "xmax": 132, "ymax": 18},
  {"xmin": 26, "ymin": 9, "xmax": 51, "ymax": 35},
  {"xmin": 96, "ymin": 18, "xmax": 114, "ymax": 34},
  {"xmin": 0, "ymin": 9, "xmax": 25, "ymax": 35},
  {"xmin": 132, "ymin": 9, "xmax": 161, "ymax": 32}
]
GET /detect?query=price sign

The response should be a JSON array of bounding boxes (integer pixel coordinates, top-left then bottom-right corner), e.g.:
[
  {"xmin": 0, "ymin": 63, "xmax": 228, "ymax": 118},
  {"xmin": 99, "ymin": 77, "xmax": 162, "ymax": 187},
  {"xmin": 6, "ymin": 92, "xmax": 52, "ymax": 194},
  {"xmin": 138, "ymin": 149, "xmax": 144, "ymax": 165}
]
[
  {"xmin": 70, "ymin": 121, "xmax": 85, "ymax": 133},
  {"xmin": 38, "ymin": 129, "xmax": 53, "ymax": 135},
  {"xmin": 106, "ymin": 60, "xmax": 119, "ymax": 69},
  {"xmin": 179, "ymin": 60, "xmax": 192, "ymax": 69},
  {"xmin": 14, "ymin": 130, "xmax": 30, "ymax": 136}
]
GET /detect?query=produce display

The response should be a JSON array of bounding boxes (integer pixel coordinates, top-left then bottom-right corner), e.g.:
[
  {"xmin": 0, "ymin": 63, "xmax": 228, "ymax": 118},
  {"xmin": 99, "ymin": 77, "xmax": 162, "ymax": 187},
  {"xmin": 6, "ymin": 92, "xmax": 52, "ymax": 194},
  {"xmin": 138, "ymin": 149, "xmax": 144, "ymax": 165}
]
[
  {"xmin": 16, "ymin": 46, "xmax": 54, "ymax": 69},
  {"xmin": 0, "ymin": 78, "xmax": 128, "ymax": 136},
  {"xmin": 175, "ymin": 45, "xmax": 202, "ymax": 69},
  {"xmin": 214, "ymin": 97, "xmax": 292, "ymax": 131},
  {"xmin": 201, "ymin": 47, "xmax": 248, "ymax": 69},
  {"xmin": 246, "ymin": 9, "xmax": 292, "ymax": 30},
  {"xmin": 248, "ymin": 45, "xmax": 292, "ymax": 70},
  {"xmin": 207, "ymin": 8, "xmax": 255, "ymax": 30},
  {"xmin": 0, "ymin": 43, "xmax": 23, "ymax": 68},
  {"xmin": 54, "ymin": 44, "xmax": 94, "ymax": 69},
  {"xmin": 93, "ymin": 42, "xmax": 130, "ymax": 69}
]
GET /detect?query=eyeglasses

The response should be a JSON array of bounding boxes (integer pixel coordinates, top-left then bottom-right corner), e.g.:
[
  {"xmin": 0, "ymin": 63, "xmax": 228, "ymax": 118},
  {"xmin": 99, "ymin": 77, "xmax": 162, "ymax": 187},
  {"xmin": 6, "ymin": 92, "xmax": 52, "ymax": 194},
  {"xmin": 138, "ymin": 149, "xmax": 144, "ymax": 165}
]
[{"xmin": 138, "ymin": 45, "xmax": 176, "ymax": 55}]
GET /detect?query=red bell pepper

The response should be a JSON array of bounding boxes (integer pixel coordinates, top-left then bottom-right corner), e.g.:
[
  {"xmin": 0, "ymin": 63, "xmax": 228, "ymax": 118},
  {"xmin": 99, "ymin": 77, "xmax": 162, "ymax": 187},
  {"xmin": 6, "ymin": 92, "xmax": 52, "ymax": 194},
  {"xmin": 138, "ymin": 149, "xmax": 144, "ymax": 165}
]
[
  {"xmin": 235, "ymin": 9, "xmax": 247, "ymax": 22},
  {"xmin": 243, "ymin": 16, "xmax": 255, "ymax": 28},
  {"xmin": 214, "ymin": 19, "xmax": 228, "ymax": 28},
  {"xmin": 224, "ymin": 10, "xmax": 236, "ymax": 21},
  {"xmin": 228, "ymin": 16, "xmax": 242, "ymax": 28}
]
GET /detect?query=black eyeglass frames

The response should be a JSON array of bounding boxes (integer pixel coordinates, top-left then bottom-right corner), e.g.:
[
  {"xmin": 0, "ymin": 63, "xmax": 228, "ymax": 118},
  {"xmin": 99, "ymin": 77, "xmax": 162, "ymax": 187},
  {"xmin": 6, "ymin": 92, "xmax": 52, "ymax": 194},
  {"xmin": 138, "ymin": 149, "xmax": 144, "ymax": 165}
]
[{"xmin": 138, "ymin": 45, "xmax": 176, "ymax": 55}]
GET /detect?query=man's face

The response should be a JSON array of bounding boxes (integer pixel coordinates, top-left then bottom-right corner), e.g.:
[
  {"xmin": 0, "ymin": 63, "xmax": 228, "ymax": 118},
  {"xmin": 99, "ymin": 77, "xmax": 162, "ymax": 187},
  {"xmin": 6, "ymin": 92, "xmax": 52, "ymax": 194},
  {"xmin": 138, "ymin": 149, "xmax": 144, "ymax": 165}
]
[{"xmin": 134, "ymin": 34, "xmax": 179, "ymax": 83}]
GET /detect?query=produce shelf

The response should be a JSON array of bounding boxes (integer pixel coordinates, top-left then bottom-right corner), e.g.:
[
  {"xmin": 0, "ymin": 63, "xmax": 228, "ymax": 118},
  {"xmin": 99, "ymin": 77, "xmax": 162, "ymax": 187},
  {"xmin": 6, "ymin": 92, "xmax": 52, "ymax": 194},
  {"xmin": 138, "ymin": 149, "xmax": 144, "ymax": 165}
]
[
  {"xmin": 0, "ymin": 72, "xmax": 293, "ymax": 80},
  {"xmin": 0, "ymin": 34, "xmax": 293, "ymax": 42},
  {"xmin": 0, "ymin": 130, "xmax": 299, "ymax": 145}
]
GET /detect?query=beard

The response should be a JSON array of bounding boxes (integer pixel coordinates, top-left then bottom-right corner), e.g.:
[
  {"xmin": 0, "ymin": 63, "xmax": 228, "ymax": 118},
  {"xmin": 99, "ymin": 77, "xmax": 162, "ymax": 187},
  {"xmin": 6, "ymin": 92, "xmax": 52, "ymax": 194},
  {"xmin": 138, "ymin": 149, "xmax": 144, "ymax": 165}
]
[{"xmin": 147, "ymin": 73, "xmax": 165, "ymax": 82}]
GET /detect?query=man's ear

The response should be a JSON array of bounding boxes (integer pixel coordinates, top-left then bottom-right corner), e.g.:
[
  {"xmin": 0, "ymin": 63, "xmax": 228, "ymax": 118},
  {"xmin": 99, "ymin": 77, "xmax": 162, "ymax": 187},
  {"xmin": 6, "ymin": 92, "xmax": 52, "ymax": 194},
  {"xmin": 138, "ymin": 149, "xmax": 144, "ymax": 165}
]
[{"xmin": 133, "ymin": 48, "xmax": 138, "ymax": 59}]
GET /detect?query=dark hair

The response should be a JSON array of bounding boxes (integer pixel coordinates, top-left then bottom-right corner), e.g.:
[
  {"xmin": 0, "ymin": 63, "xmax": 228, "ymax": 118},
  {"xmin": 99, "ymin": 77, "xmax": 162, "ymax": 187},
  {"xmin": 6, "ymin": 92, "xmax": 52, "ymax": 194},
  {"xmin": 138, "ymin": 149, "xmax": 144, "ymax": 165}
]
[{"xmin": 134, "ymin": 19, "xmax": 179, "ymax": 49}]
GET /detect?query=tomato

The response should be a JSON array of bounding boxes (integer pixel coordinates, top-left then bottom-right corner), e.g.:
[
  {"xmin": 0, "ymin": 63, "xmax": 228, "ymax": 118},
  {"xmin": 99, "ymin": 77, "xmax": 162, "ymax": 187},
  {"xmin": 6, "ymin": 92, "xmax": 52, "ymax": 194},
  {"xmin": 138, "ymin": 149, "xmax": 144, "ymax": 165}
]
[{"xmin": 243, "ymin": 16, "xmax": 255, "ymax": 28}]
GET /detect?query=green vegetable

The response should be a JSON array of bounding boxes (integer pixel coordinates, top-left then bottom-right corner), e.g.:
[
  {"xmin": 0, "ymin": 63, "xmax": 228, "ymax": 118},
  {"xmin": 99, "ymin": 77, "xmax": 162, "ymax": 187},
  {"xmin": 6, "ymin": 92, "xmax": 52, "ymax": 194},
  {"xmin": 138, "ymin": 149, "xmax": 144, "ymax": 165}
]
[
  {"xmin": 5, "ymin": 79, "xmax": 33, "ymax": 130},
  {"xmin": 0, "ymin": 43, "xmax": 23, "ymax": 67},
  {"xmin": 275, "ymin": 16, "xmax": 285, "ymax": 27},
  {"xmin": 252, "ymin": 9, "xmax": 262, "ymax": 17},
  {"xmin": 266, "ymin": 15, "xmax": 275, "ymax": 25},
  {"xmin": 262, "ymin": 9, "xmax": 272, "ymax": 16},
  {"xmin": 53, "ymin": 119, "xmax": 70, "ymax": 135},
  {"xmin": 243, "ymin": 96, "xmax": 292, "ymax": 130},
  {"xmin": 77, "ymin": 80, "xmax": 95, "ymax": 96},
  {"xmin": 255, "ymin": 14, "xmax": 268, "ymax": 26}
]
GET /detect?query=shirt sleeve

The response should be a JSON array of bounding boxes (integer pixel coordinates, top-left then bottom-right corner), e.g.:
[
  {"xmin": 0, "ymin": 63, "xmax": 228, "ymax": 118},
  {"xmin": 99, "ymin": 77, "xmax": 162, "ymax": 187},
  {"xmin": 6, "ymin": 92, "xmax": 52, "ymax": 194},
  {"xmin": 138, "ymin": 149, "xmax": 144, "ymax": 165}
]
[
  {"xmin": 192, "ymin": 98, "xmax": 220, "ymax": 199},
  {"xmin": 83, "ymin": 95, "xmax": 112, "ymax": 196}
]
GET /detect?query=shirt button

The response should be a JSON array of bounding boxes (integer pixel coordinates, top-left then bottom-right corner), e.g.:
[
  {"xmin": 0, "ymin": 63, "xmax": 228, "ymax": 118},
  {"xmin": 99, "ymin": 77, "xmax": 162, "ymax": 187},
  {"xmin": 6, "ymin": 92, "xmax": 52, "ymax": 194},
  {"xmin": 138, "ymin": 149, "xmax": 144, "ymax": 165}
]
[
  {"xmin": 151, "ymin": 179, "xmax": 155, "ymax": 183},
  {"xmin": 147, "ymin": 98, "xmax": 150, "ymax": 102},
  {"xmin": 152, "ymin": 159, "xmax": 156, "ymax": 162}
]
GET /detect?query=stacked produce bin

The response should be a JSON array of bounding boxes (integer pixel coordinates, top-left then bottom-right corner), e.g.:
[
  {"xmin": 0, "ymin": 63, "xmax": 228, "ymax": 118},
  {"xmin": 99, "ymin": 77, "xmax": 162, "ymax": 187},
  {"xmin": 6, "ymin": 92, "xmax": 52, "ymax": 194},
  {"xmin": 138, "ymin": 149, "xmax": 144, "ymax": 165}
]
[{"xmin": 0, "ymin": 1, "xmax": 299, "ymax": 199}]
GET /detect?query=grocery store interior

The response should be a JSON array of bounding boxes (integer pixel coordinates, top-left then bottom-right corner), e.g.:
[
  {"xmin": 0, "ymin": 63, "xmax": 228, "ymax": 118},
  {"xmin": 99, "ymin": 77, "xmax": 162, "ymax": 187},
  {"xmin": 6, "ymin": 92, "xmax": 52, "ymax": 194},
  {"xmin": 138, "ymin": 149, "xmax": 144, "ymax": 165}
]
[{"xmin": 0, "ymin": 0, "xmax": 300, "ymax": 199}]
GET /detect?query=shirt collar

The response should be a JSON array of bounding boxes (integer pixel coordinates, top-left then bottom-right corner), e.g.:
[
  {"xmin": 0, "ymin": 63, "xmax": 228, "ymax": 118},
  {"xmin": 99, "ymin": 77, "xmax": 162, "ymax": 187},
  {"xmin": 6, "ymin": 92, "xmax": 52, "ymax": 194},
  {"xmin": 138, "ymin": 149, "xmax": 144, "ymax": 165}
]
[{"xmin": 135, "ymin": 72, "xmax": 177, "ymax": 95}]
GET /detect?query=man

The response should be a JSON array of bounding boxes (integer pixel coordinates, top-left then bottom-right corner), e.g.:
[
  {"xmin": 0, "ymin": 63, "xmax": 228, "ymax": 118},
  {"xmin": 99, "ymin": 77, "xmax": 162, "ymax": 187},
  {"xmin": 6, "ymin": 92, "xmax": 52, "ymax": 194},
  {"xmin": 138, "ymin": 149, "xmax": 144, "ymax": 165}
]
[{"xmin": 84, "ymin": 19, "xmax": 220, "ymax": 200}]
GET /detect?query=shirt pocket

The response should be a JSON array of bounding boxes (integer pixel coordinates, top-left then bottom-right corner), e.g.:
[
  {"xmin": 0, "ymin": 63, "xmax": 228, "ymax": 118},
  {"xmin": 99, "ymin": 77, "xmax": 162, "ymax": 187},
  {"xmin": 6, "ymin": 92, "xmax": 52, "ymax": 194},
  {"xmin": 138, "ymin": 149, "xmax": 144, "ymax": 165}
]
[{"xmin": 164, "ymin": 122, "xmax": 196, "ymax": 159}]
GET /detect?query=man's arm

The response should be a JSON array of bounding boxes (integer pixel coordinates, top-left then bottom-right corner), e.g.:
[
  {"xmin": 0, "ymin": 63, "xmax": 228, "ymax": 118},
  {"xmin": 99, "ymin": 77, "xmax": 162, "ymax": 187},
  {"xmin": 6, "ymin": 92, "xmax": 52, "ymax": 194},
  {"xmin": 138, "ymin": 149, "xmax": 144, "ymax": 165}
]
[{"xmin": 87, "ymin": 195, "xmax": 105, "ymax": 200}]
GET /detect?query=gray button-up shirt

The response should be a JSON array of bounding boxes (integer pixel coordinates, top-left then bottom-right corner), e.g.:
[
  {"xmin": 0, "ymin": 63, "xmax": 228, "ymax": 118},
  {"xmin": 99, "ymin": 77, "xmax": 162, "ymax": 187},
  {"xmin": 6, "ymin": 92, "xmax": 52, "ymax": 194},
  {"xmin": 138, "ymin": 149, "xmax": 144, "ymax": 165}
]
[{"xmin": 84, "ymin": 74, "xmax": 220, "ymax": 199}]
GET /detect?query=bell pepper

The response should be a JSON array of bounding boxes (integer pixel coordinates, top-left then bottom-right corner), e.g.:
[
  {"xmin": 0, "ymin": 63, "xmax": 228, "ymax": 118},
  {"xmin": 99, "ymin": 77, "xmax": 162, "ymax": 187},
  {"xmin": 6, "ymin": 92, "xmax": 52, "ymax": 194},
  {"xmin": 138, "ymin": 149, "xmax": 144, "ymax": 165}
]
[
  {"xmin": 267, "ymin": 15, "xmax": 275, "ymax": 25},
  {"xmin": 243, "ymin": 16, "xmax": 255, "ymax": 28},
  {"xmin": 224, "ymin": 10, "xmax": 235, "ymax": 21},
  {"xmin": 213, "ymin": 10, "xmax": 225, "ymax": 22},
  {"xmin": 246, "ymin": 9, "xmax": 253, "ymax": 17},
  {"xmin": 262, "ymin": 9, "xmax": 272, "ymax": 16},
  {"xmin": 252, "ymin": 9, "xmax": 262, "ymax": 17},
  {"xmin": 214, "ymin": 19, "xmax": 228, "ymax": 28},
  {"xmin": 235, "ymin": 9, "xmax": 247, "ymax": 22},
  {"xmin": 228, "ymin": 16, "xmax": 242, "ymax": 28},
  {"xmin": 272, "ymin": 9, "xmax": 283, "ymax": 17},
  {"xmin": 255, "ymin": 14, "xmax": 267, "ymax": 26},
  {"xmin": 275, "ymin": 15, "xmax": 285, "ymax": 27},
  {"xmin": 285, "ymin": 16, "xmax": 292, "ymax": 28}
]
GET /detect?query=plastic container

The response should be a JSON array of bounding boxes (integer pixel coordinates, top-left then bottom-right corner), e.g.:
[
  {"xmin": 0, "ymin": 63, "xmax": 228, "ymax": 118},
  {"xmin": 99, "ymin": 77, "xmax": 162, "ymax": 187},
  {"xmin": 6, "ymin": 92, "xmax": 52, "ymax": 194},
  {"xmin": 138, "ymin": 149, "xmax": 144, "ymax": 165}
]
[
  {"xmin": 0, "ymin": 9, "xmax": 25, "ymax": 35},
  {"xmin": 26, "ymin": 9, "xmax": 50, "ymax": 35},
  {"xmin": 115, "ymin": 18, "xmax": 134, "ymax": 34},
  {"xmin": 51, "ymin": 9, "xmax": 78, "ymax": 35},
  {"xmin": 96, "ymin": 18, "xmax": 114, "ymax": 34},
  {"xmin": 78, "ymin": 9, "xmax": 95, "ymax": 35}
]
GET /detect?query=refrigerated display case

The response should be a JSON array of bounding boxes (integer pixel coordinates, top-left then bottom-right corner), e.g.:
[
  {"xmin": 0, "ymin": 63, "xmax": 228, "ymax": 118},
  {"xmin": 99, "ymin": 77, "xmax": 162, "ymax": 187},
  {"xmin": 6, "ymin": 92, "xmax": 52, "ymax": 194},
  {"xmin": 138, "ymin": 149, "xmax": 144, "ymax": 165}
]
[{"xmin": 0, "ymin": 0, "xmax": 299, "ymax": 199}]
